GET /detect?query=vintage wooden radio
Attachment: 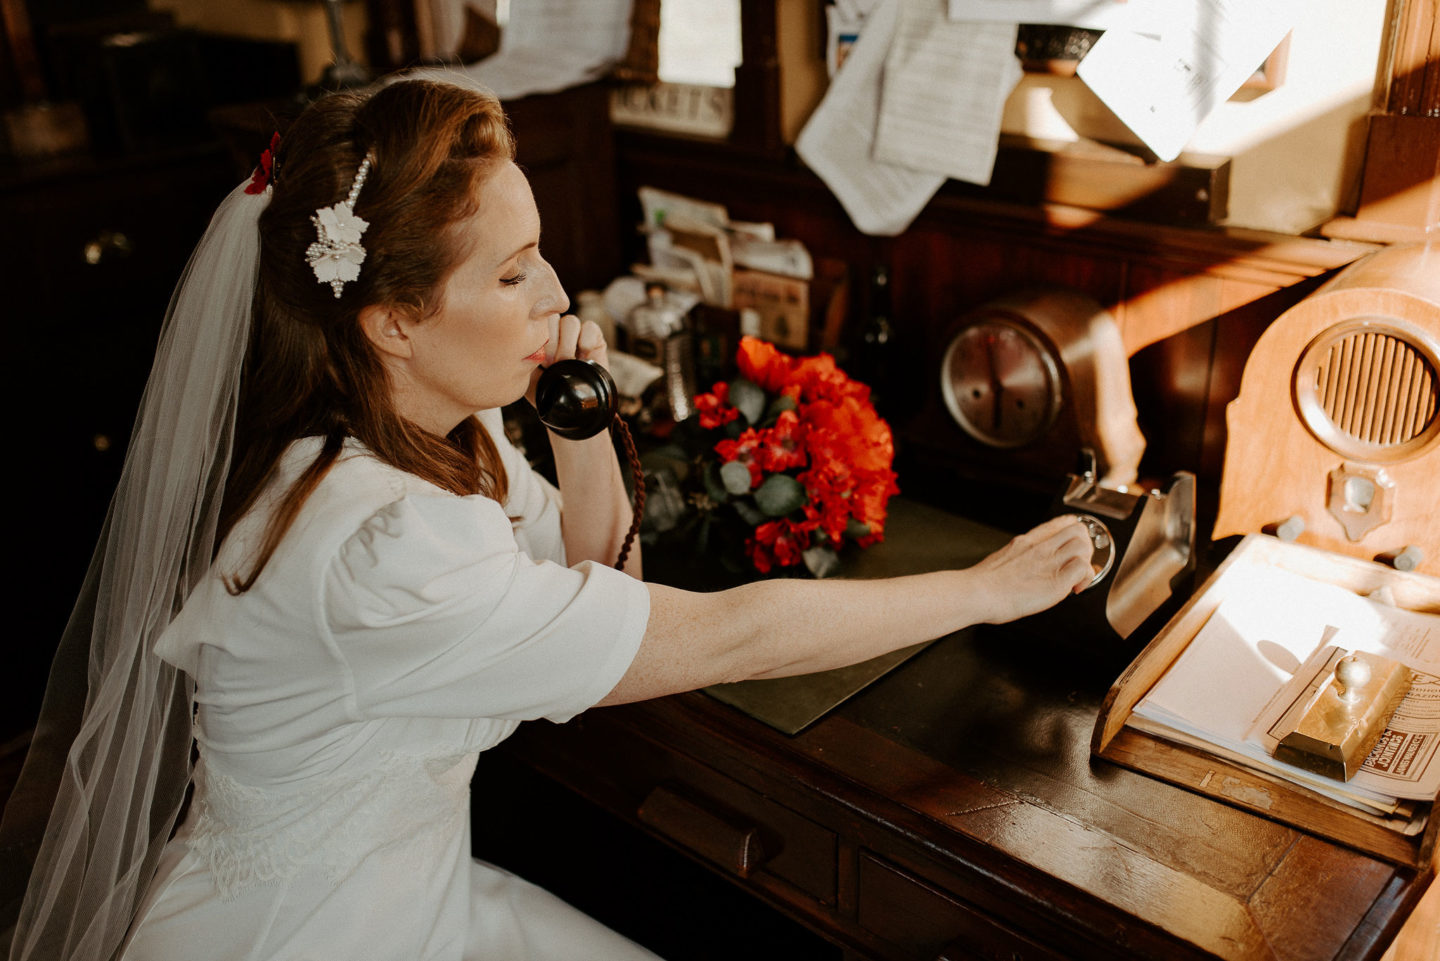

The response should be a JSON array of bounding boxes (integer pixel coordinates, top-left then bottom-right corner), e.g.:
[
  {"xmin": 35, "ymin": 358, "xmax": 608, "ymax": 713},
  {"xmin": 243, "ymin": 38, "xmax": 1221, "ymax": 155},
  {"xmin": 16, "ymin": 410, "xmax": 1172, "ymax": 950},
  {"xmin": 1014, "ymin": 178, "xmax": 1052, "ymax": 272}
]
[{"xmin": 1094, "ymin": 243, "xmax": 1440, "ymax": 868}]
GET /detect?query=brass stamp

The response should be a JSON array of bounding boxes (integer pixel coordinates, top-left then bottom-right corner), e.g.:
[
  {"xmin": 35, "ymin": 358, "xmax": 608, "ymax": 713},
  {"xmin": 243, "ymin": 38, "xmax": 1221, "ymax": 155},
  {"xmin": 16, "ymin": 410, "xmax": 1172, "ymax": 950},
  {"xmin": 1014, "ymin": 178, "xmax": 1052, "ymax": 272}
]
[{"xmin": 1271, "ymin": 646, "xmax": 1414, "ymax": 781}]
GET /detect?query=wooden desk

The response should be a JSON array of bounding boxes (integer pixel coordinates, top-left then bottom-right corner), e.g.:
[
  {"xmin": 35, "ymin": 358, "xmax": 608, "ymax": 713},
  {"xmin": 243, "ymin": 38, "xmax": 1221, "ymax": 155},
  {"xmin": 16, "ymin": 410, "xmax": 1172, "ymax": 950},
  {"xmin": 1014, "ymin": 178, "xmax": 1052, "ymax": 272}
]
[{"xmin": 494, "ymin": 501, "xmax": 1433, "ymax": 961}]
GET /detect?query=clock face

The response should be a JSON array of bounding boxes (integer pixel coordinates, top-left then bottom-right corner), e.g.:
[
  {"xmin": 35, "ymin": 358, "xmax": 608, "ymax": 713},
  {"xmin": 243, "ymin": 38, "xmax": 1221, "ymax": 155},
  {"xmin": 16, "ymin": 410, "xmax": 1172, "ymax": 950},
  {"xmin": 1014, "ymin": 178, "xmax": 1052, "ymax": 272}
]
[{"xmin": 941, "ymin": 318, "xmax": 1063, "ymax": 448}]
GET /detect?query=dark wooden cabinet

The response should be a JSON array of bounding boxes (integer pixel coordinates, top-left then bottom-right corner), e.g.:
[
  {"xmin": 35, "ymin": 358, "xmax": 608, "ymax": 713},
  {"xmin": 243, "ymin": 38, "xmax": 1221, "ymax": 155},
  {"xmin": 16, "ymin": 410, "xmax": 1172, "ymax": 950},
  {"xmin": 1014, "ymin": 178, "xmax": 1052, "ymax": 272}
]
[{"xmin": 1, "ymin": 146, "xmax": 235, "ymax": 737}]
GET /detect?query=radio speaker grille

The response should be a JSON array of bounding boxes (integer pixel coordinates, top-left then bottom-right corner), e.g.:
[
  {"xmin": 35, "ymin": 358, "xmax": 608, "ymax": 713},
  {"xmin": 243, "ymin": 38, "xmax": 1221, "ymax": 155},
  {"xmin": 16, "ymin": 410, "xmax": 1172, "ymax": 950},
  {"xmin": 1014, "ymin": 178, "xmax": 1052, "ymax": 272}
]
[{"xmin": 1296, "ymin": 319, "xmax": 1440, "ymax": 461}]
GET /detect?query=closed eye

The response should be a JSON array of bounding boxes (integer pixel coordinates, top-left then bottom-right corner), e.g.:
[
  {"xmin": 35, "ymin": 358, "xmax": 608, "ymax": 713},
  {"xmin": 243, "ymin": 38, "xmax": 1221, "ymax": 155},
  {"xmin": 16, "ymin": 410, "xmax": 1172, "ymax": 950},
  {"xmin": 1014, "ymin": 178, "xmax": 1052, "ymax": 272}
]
[{"xmin": 500, "ymin": 271, "xmax": 527, "ymax": 287}]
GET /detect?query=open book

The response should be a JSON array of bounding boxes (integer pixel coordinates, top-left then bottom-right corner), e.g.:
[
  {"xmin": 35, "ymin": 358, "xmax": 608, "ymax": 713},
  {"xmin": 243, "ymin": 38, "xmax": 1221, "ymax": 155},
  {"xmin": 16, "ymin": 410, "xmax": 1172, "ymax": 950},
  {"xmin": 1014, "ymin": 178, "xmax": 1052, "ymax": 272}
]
[{"xmin": 1130, "ymin": 565, "xmax": 1440, "ymax": 825}]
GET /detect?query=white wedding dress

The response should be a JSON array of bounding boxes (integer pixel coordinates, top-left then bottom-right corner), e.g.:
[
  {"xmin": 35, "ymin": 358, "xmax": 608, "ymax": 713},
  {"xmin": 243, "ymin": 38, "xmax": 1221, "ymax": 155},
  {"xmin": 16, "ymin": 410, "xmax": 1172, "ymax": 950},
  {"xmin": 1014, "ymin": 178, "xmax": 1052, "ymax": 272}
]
[{"xmin": 121, "ymin": 412, "xmax": 660, "ymax": 961}]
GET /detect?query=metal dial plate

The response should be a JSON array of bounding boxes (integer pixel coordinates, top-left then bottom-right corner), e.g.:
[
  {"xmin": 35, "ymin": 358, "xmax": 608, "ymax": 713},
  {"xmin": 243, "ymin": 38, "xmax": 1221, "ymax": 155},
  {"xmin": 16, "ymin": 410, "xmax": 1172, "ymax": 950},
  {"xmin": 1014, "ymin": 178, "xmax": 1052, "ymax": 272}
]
[{"xmin": 1076, "ymin": 513, "xmax": 1115, "ymax": 589}]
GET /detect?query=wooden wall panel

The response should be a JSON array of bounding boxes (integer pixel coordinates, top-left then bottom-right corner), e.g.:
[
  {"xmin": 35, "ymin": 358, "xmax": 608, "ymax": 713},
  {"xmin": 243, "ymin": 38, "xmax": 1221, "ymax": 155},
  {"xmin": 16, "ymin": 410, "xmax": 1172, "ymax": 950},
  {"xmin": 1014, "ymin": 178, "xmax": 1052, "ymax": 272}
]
[{"xmin": 613, "ymin": 133, "xmax": 1377, "ymax": 531}]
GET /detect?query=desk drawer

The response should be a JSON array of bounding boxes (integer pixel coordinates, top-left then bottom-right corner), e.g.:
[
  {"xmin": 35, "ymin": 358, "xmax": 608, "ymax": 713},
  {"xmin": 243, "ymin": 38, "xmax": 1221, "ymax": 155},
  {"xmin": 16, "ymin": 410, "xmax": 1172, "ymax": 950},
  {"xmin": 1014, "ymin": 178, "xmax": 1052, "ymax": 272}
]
[
  {"xmin": 636, "ymin": 773, "xmax": 838, "ymax": 904},
  {"xmin": 509, "ymin": 718, "xmax": 838, "ymax": 905},
  {"xmin": 858, "ymin": 853, "xmax": 1068, "ymax": 961}
]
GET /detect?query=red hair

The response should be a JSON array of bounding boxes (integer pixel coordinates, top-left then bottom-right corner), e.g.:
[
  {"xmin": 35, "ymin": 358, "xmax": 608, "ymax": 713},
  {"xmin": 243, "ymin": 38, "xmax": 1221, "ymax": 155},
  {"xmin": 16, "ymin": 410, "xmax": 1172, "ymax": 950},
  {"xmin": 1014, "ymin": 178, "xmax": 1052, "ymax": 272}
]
[{"xmin": 219, "ymin": 80, "xmax": 518, "ymax": 592}]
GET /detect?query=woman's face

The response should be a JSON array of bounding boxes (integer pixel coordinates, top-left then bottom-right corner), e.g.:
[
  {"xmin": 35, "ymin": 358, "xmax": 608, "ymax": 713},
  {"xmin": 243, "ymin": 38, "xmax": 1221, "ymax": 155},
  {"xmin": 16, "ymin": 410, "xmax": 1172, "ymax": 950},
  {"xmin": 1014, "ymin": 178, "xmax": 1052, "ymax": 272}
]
[{"xmin": 393, "ymin": 160, "xmax": 568, "ymax": 434}]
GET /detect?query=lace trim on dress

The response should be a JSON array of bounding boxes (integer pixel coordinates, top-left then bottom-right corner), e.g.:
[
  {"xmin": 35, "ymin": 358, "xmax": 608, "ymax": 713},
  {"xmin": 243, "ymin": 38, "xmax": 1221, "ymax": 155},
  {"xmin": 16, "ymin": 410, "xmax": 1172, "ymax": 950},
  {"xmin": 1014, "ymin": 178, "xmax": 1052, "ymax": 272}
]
[{"xmin": 187, "ymin": 750, "xmax": 476, "ymax": 900}]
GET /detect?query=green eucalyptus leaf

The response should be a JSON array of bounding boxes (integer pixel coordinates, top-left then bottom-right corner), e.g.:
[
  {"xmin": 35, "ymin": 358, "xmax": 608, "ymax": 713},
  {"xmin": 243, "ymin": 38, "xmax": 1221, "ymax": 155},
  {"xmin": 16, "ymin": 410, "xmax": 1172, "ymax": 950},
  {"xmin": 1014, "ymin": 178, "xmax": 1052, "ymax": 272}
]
[
  {"xmin": 844, "ymin": 518, "xmax": 872, "ymax": 541},
  {"xmin": 703, "ymin": 461, "xmax": 730, "ymax": 503},
  {"xmin": 729, "ymin": 378, "xmax": 766, "ymax": 425},
  {"xmin": 720, "ymin": 460, "xmax": 753, "ymax": 496},
  {"xmin": 763, "ymin": 394, "xmax": 797, "ymax": 423},
  {"xmin": 643, "ymin": 443, "xmax": 688, "ymax": 463},
  {"xmin": 802, "ymin": 545, "xmax": 841, "ymax": 579},
  {"xmin": 642, "ymin": 447, "xmax": 690, "ymax": 480},
  {"xmin": 732, "ymin": 498, "xmax": 765, "ymax": 527},
  {"xmin": 755, "ymin": 474, "xmax": 807, "ymax": 517}
]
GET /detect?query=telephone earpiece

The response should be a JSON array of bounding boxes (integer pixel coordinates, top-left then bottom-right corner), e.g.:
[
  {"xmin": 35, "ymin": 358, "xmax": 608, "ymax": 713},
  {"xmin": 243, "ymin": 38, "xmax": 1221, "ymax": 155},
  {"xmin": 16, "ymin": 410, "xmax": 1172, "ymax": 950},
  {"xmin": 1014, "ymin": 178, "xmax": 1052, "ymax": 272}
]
[
  {"xmin": 535, "ymin": 359, "xmax": 618, "ymax": 440},
  {"xmin": 532, "ymin": 358, "xmax": 645, "ymax": 570}
]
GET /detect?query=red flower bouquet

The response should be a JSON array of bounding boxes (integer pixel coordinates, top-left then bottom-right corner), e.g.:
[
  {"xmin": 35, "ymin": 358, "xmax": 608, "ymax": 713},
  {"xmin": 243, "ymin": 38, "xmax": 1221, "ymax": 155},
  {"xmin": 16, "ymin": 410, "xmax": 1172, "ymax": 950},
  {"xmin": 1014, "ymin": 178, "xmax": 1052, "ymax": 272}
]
[{"xmin": 681, "ymin": 337, "xmax": 900, "ymax": 577}]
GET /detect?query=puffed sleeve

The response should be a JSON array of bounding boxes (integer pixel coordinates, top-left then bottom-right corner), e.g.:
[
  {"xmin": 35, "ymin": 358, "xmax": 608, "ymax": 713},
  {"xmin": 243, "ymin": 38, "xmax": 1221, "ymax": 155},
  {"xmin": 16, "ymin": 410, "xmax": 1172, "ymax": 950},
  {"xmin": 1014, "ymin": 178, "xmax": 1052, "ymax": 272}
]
[{"xmin": 325, "ymin": 492, "xmax": 649, "ymax": 723}]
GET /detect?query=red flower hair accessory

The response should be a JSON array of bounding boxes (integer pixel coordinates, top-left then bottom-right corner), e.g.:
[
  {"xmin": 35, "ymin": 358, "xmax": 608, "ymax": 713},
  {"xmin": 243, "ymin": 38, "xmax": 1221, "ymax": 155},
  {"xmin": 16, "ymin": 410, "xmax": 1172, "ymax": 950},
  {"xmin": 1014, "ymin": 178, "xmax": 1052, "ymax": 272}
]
[{"xmin": 245, "ymin": 132, "xmax": 281, "ymax": 195}]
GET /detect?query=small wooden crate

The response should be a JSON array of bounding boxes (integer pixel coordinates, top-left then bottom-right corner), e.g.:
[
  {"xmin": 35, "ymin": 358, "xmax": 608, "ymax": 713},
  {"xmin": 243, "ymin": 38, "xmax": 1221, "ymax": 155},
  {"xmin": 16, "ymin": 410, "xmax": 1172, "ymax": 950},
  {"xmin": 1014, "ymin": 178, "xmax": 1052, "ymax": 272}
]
[{"xmin": 1092, "ymin": 533, "xmax": 1440, "ymax": 867}]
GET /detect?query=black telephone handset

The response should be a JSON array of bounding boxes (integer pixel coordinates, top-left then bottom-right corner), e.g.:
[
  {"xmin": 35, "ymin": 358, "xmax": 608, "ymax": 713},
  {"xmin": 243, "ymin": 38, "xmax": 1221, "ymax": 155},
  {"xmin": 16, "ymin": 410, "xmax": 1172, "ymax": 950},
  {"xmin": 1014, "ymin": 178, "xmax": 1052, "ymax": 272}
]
[
  {"xmin": 533, "ymin": 359, "xmax": 645, "ymax": 569},
  {"xmin": 534, "ymin": 359, "xmax": 618, "ymax": 440}
]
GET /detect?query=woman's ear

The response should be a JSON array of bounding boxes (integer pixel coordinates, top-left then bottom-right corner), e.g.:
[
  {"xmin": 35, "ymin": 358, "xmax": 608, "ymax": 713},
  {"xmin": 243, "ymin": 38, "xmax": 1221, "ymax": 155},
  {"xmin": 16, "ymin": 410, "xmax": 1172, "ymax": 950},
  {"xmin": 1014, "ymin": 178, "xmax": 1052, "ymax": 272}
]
[{"xmin": 358, "ymin": 304, "xmax": 413, "ymax": 360}]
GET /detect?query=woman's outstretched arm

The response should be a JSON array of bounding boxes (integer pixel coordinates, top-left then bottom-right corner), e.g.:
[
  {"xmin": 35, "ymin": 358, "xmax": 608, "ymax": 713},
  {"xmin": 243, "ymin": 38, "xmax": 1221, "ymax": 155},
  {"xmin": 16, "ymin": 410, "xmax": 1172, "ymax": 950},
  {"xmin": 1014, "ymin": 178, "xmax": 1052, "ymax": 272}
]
[{"xmin": 598, "ymin": 514, "xmax": 1093, "ymax": 705}]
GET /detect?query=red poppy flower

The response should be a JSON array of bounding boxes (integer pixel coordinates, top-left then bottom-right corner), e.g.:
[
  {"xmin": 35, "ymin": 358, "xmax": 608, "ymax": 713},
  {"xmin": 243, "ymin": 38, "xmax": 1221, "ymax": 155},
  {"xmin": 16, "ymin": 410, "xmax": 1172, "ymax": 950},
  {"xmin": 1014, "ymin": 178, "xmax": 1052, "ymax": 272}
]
[
  {"xmin": 755, "ymin": 410, "xmax": 807, "ymax": 473},
  {"xmin": 714, "ymin": 428, "xmax": 764, "ymax": 487},
  {"xmin": 746, "ymin": 513, "xmax": 817, "ymax": 573},
  {"xmin": 695, "ymin": 381, "xmax": 740, "ymax": 430},
  {"xmin": 690, "ymin": 337, "xmax": 898, "ymax": 574},
  {"xmin": 736, "ymin": 336, "xmax": 793, "ymax": 393},
  {"xmin": 791, "ymin": 352, "xmax": 864, "ymax": 405}
]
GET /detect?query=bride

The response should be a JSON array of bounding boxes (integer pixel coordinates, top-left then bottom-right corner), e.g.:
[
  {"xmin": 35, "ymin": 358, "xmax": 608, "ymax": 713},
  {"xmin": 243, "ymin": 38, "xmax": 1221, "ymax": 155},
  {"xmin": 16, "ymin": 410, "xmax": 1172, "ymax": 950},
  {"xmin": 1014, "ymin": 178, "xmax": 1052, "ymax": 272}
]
[{"xmin": 0, "ymin": 78, "xmax": 1092, "ymax": 961}]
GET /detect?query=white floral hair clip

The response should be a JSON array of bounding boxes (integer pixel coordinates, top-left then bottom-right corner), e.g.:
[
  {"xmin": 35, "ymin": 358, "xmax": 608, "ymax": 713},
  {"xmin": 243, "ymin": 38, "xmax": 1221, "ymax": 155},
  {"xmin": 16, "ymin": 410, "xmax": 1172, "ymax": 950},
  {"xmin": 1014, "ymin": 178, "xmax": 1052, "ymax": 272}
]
[{"xmin": 306, "ymin": 153, "xmax": 373, "ymax": 298}]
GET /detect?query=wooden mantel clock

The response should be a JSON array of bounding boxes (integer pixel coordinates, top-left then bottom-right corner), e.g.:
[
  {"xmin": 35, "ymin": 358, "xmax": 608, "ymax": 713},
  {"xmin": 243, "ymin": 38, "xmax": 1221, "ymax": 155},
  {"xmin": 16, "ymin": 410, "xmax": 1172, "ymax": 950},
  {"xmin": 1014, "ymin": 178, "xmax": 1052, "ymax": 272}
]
[{"xmin": 935, "ymin": 286, "xmax": 1145, "ymax": 488}]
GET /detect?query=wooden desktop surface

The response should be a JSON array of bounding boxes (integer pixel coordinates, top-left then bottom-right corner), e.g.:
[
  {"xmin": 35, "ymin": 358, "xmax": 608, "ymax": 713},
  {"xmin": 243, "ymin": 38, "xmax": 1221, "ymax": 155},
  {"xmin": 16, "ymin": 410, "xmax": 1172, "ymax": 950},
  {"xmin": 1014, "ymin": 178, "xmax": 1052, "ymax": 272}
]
[{"xmin": 500, "ymin": 499, "xmax": 1433, "ymax": 961}]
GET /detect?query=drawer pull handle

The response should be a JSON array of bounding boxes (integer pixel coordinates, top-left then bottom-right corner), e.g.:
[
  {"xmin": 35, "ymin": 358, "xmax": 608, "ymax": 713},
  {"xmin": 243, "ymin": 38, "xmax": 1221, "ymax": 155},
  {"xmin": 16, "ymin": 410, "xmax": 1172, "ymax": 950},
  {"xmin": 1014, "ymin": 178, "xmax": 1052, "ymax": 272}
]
[{"xmin": 637, "ymin": 784, "xmax": 766, "ymax": 878}]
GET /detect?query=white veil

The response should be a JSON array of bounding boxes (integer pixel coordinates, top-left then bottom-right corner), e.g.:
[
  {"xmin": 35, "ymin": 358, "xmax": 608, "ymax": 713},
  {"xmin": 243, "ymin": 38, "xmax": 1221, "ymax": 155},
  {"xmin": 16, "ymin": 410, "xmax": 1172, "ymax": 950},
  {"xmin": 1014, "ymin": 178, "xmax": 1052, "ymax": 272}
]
[{"xmin": 0, "ymin": 180, "xmax": 266, "ymax": 961}]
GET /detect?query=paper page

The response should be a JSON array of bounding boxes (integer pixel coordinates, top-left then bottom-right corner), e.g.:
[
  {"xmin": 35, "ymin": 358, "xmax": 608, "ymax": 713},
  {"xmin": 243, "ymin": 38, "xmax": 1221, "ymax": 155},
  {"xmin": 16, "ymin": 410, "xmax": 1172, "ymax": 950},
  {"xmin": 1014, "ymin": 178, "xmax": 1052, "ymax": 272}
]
[
  {"xmin": 731, "ymin": 237, "xmax": 813, "ymax": 281},
  {"xmin": 502, "ymin": 0, "xmax": 634, "ymax": 63},
  {"xmin": 654, "ymin": 0, "xmax": 742, "ymax": 87},
  {"xmin": 949, "ymin": 0, "xmax": 1163, "ymax": 33},
  {"xmin": 726, "ymin": 220, "xmax": 776, "ymax": 243},
  {"xmin": 405, "ymin": 47, "xmax": 612, "ymax": 100},
  {"xmin": 1133, "ymin": 564, "xmax": 1440, "ymax": 804},
  {"xmin": 645, "ymin": 236, "xmax": 718, "ymax": 303},
  {"xmin": 407, "ymin": 0, "xmax": 630, "ymax": 99},
  {"xmin": 1075, "ymin": 0, "xmax": 1298, "ymax": 161},
  {"xmin": 873, "ymin": 1, "xmax": 1022, "ymax": 186},
  {"xmin": 837, "ymin": 0, "xmax": 885, "ymax": 18},
  {"xmin": 648, "ymin": 218, "xmax": 733, "ymax": 307},
  {"xmin": 638, "ymin": 187, "xmax": 730, "ymax": 233},
  {"xmin": 796, "ymin": 0, "xmax": 947, "ymax": 236}
]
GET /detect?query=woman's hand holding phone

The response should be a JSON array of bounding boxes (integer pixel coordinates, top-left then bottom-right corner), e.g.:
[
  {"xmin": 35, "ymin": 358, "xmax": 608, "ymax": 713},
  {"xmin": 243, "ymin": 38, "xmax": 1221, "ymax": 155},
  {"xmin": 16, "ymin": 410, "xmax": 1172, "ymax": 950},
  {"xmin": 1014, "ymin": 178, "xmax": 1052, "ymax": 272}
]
[{"xmin": 527, "ymin": 314, "xmax": 609, "ymax": 407}]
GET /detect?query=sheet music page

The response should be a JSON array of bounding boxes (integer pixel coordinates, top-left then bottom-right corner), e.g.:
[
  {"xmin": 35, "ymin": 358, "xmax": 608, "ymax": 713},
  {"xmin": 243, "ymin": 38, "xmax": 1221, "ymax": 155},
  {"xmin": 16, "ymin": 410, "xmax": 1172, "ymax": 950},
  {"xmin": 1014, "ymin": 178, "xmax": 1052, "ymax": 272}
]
[
  {"xmin": 1133, "ymin": 564, "xmax": 1440, "ymax": 805},
  {"xmin": 1075, "ymin": 0, "xmax": 1298, "ymax": 161},
  {"xmin": 948, "ymin": 0, "xmax": 1163, "ymax": 33},
  {"xmin": 796, "ymin": 0, "xmax": 947, "ymax": 236},
  {"xmin": 873, "ymin": 0, "xmax": 1021, "ymax": 186}
]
